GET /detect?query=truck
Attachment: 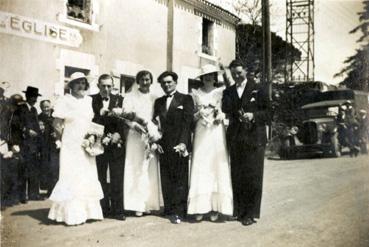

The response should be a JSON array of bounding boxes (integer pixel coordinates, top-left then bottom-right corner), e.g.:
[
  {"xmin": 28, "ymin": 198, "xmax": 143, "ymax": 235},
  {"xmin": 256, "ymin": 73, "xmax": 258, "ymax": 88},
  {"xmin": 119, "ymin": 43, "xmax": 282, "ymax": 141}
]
[{"xmin": 278, "ymin": 89, "xmax": 368, "ymax": 159}]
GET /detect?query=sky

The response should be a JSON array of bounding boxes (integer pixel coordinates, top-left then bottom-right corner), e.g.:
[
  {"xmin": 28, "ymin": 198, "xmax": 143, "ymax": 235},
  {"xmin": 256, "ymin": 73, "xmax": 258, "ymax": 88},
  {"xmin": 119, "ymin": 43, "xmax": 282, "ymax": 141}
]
[{"xmin": 209, "ymin": 0, "xmax": 364, "ymax": 85}]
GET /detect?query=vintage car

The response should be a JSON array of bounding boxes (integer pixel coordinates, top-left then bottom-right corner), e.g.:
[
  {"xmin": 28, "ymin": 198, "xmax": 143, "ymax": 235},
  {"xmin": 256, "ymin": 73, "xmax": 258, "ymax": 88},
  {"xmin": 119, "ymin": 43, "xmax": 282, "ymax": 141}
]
[{"xmin": 278, "ymin": 89, "xmax": 368, "ymax": 159}]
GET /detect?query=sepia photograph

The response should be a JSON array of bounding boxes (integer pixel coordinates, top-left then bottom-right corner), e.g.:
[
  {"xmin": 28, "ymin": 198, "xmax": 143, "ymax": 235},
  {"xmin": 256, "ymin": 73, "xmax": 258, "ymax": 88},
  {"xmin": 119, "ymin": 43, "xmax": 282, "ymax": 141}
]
[{"xmin": 0, "ymin": 0, "xmax": 368, "ymax": 246}]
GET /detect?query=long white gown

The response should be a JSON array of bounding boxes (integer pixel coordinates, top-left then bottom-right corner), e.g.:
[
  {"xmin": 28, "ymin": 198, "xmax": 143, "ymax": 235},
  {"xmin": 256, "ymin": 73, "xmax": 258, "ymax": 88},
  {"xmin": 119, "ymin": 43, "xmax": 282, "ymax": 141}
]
[
  {"xmin": 187, "ymin": 87, "xmax": 233, "ymax": 216},
  {"xmin": 123, "ymin": 89, "xmax": 162, "ymax": 212},
  {"xmin": 48, "ymin": 94, "xmax": 104, "ymax": 225}
]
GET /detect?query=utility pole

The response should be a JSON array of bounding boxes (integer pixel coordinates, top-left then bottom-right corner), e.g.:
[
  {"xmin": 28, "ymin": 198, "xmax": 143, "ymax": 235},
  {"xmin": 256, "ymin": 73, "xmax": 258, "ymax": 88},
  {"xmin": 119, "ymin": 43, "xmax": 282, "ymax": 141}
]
[
  {"xmin": 262, "ymin": 0, "xmax": 272, "ymax": 101},
  {"xmin": 167, "ymin": 0, "xmax": 174, "ymax": 71}
]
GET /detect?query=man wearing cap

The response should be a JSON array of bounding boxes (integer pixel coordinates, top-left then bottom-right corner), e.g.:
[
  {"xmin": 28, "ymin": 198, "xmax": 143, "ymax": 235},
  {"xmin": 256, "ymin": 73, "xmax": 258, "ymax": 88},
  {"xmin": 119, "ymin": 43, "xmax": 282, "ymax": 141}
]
[
  {"xmin": 91, "ymin": 74, "xmax": 126, "ymax": 221},
  {"xmin": 11, "ymin": 86, "xmax": 42, "ymax": 202},
  {"xmin": 222, "ymin": 60, "xmax": 271, "ymax": 226},
  {"xmin": 153, "ymin": 71, "xmax": 194, "ymax": 224}
]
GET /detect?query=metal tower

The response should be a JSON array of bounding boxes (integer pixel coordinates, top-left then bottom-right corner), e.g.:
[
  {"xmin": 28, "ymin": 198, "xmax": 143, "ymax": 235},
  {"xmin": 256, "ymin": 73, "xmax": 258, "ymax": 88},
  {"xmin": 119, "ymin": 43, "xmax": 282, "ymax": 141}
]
[{"xmin": 285, "ymin": 0, "xmax": 315, "ymax": 82}]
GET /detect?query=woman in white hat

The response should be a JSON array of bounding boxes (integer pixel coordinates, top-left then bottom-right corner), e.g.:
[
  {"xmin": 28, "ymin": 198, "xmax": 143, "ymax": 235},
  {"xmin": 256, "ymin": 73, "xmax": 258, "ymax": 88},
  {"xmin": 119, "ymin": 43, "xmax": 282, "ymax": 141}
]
[
  {"xmin": 187, "ymin": 64, "xmax": 233, "ymax": 222},
  {"xmin": 48, "ymin": 72, "xmax": 104, "ymax": 225}
]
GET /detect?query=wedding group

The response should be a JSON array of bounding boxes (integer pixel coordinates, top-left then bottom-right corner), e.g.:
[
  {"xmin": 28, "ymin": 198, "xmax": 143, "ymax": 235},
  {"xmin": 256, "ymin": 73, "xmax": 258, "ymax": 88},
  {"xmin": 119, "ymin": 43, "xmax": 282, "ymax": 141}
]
[{"xmin": 2, "ymin": 59, "xmax": 271, "ymax": 227}]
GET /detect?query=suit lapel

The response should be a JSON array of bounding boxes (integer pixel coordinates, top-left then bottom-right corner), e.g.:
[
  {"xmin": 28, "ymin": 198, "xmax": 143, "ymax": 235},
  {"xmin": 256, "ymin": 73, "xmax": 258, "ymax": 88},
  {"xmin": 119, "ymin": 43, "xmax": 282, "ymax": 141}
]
[
  {"xmin": 241, "ymin": 80, "xmax": 255, "ymax": 108},
  {"xmin": 158, "ymin": 96, "xmax": 168, "ymax": 119},
  {"xmin": 95, "ymin": 94, "xmax": 103, "ymax": 112},
  {"xmin": 108, "ymin": 94, "xmax": 116, "ymax": 110},
  {"xmin": 167, "ymin": 92, "xmax": 180, "ymax": 114}
]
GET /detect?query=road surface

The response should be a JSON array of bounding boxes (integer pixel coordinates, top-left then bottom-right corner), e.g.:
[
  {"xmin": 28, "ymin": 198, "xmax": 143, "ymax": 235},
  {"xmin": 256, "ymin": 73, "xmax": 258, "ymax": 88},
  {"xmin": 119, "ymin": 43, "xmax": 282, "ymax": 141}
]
[{"xmin": 1, "ymin": 155, "xmax": 369, "ymax": 247}]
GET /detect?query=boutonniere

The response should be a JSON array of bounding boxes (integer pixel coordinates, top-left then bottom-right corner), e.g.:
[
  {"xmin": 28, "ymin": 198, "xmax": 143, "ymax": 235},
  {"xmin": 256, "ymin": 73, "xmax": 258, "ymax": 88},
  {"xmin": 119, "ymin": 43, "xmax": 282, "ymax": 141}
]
[{"xmin": 177, "ymin": 105, "xmax": 184, "ymax": 109}]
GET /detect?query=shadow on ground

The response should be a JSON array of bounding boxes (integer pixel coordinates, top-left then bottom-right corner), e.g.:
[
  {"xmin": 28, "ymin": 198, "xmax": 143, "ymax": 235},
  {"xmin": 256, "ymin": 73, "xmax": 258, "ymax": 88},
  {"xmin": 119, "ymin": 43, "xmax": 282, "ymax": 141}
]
[{"xmin": 11, "ymin": 208, "xmax": 53, "ymax": 225}]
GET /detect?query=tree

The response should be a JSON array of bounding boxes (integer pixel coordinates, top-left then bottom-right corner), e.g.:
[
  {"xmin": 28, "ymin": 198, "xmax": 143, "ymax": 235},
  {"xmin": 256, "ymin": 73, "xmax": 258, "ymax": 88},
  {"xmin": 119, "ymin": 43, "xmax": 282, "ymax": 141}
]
[
  {"xmin": 236, "ymin": 23, "xmax": 301, "ymax": 83},
  {"xmin": 335, "ymin": 1, "xmax": 369, "ymax": 91}
]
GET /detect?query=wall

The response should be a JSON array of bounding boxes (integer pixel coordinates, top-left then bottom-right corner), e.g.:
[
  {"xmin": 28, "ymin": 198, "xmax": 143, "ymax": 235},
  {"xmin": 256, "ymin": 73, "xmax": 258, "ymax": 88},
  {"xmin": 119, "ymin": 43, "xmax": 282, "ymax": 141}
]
[{"xmin": 0, "ymin": 0, "xmax": 236, "ymax": 100}]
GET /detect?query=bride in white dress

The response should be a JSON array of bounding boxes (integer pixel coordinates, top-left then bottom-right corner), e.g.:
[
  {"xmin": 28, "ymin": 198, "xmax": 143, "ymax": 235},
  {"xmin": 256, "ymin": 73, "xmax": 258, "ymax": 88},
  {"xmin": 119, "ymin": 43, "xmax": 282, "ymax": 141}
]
[
  {"xmin": 48, "ymin": 72, "xmax": 104, "ymax": 225},
  {"xmin": 187, "ymin": 65, "xmax": 233, "ymax": 221},
  {"xmin": 123, "ymin": 70, "xmax": 162, "ymax": 216}
]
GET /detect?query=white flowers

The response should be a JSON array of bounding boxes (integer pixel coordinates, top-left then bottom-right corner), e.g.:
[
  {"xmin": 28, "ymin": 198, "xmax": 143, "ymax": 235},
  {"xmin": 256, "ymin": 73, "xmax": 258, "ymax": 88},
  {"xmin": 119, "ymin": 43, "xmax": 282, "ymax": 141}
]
[{"xmin": 81, "ymin": 123, "xmax": 105, "ymax": 157}]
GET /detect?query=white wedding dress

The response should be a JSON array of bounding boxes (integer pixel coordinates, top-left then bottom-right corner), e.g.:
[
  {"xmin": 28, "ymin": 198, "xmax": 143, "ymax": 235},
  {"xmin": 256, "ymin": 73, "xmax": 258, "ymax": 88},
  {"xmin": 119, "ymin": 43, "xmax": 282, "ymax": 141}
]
[
  {"xmin": 123, "ymin": 89, "xmax": 162, "ymax": 213},
  {"xmin": 187, "ymin": 87, "xmax": 233, "ymax": 216},
  {"xmin": 48, "ymin": 94, "xmax": 104, "ymax": 225}
]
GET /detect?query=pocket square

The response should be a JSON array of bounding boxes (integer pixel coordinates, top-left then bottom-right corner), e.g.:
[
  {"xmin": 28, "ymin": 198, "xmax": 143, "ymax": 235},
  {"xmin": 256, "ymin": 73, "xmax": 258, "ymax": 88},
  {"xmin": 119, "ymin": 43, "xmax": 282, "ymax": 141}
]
[
  {"xmin": 250, "ymin": 97, "xmax": 256, "ymax": 102},
  {"xmin": 177, "ymin": 105, "xmax": 184, "ymax": 109}
]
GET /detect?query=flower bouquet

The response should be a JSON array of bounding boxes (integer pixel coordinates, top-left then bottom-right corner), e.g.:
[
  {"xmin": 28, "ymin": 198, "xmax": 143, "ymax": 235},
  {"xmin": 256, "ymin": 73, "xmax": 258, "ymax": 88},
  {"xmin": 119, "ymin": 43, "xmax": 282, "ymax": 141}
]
[
  {"xmin": 81, "ymin": 122, "xmax": 105, "ymax": 156},
  {"xmin": 108, "ymin": 108, "xmax": 163, "ymax": 163},
  {"xmin": 197, "ymin": 103, "xmax": 225, "ymax": 127},
  {"xmin": 102, "ymin": 132, "xmax": 123, "ymax": 148}
]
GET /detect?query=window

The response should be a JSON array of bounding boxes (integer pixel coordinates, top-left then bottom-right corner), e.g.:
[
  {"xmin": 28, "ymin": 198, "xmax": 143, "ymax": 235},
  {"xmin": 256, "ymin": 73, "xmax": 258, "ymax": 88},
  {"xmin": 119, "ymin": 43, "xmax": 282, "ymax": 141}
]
[
  {"xmin": 120, "ymin": 75, "xmax": 135, "ymax": 94},
  {"xmin": 202, "ymin": 18, "xmax": 215, "ymax": 56},
  {"xmin": 66, "ymin": 0, "xmax": 92, "ymax": 24},
  {"xmin": 64, "ymin": 66, "xmax": 90, "ymax": 94}
]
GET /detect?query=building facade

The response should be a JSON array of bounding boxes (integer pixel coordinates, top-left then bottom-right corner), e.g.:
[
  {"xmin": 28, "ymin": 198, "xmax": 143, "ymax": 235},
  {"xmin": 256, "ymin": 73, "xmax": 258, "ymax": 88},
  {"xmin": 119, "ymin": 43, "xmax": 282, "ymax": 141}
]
[{"xmin": 0, "ymin": 0, "xmax": 239, "ymax": 99}]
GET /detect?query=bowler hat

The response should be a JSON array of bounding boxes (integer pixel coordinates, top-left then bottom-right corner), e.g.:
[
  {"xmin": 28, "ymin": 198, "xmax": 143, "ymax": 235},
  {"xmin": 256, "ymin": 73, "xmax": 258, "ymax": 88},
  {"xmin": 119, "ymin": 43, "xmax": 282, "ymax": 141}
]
[{"xmin": 23, "ymin": 86, "xmax": 42, "ymax": 97}]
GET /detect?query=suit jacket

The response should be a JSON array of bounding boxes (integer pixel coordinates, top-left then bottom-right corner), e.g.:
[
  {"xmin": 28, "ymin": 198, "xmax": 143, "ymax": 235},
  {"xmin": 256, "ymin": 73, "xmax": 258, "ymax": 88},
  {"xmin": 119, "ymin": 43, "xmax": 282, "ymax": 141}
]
[
  {"xmin": 10, "ymin": 103, "xmax": 41, "ymax": 154},
  {"xmin": 91, "ymin": 93, "xmax": 126, "ymax": 158},
  {"xmin": 38, "ymin": 111, "xmax": 58, "ymax": 153},
  {"xmin": 153, "ymin": 92, "xmax": 194, "ymax": 152},
  {"xmin": 222, "ymin": 80, "xmax": 271, "ymax": 147}
]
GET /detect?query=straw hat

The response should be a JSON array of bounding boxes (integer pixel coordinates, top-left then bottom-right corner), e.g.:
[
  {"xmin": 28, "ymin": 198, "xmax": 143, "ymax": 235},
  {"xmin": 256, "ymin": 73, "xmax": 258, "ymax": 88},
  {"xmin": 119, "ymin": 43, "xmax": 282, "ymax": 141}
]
[{"xmin": 196, "ymin": 64, "xmax": 222, "ymax": 79}]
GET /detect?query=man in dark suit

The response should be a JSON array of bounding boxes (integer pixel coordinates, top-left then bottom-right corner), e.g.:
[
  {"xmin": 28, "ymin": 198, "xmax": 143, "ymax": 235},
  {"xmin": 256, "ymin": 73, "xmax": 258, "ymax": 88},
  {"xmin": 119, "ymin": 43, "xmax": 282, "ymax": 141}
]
[
  {"xmin": 222, "ymin": 60, "xmax": 271, "ymax": 226},
  {"xmin": 38, "ymin": 100, "xmax": 59, "ymax": 197},
  {"xmin": 153, "ymin": 71, "xmax": 194, "ymax": 224},
  {"xmin": 11, "ymin": 86, "xmax": 42, "ymax": 203},
  {"xmin": 91, "ymin": 74, "xmax": 126, "ymax": 221}
]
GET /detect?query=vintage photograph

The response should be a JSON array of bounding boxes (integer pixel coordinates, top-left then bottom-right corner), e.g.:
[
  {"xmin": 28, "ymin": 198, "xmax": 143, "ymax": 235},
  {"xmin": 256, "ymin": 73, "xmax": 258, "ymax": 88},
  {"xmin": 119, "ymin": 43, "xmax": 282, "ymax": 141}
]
[{"xmin": 0, "ymin": 0, "xmax": 368, "ymax": 246}]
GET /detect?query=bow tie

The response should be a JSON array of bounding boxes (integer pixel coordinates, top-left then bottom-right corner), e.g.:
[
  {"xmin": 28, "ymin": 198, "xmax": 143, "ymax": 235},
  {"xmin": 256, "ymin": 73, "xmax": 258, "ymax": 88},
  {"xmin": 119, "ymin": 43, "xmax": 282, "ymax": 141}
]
[
  {"xmin": 164, "ymin": 94, "xmax": 174, "ymax": 99},
  {"xmin": 102, "ymin": 97, "xmax": 109, "ymax": 102}
]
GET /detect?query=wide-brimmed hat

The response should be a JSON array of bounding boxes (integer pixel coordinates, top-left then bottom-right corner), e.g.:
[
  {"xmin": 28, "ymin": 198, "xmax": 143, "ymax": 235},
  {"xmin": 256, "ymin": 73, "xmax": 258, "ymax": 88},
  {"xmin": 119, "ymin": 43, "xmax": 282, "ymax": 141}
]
[
  {"xmin": 196, "ymin": 64, "xmax": 222, "ymax": 79},
  {"xmin": 23, "ymin": 86, "xmax": 42, "ymax": 97},
  {"xmin": 0, "ymin": 81, "xmax": 10, "ymax": 90},
  {"xmin": 69, "ymin": 72, "xmax": 89, "ymax": 84}
]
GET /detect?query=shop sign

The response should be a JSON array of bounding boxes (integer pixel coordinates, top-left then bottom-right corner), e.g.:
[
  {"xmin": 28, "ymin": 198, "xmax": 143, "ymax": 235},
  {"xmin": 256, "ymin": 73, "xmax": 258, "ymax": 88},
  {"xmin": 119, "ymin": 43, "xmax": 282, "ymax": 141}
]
[{"xmin": 0, "ymin": 11, "xmax": 82, "ymax": 47}]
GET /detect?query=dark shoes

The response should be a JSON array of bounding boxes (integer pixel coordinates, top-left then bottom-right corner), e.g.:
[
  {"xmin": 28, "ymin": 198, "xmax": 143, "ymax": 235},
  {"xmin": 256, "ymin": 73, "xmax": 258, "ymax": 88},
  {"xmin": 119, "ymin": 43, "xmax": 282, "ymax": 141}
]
[
  {"xmin": 105, "ymin": 211, "xmax": 126, "ymax": 221},
  {"xmin": 241, "ymin": 217, "xmax": 256, "ymax": 226},
  {"xmin": 170, "ymin": 215, "xmax": 182, "ymax": 224},
  {"xmin": 112, "ymin": 214, "xmax": 126, "ymax": 221}
]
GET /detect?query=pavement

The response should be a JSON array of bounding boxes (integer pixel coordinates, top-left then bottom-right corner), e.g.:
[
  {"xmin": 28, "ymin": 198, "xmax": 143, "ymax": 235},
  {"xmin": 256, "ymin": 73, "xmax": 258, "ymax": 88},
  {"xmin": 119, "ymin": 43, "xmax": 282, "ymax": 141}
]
[{"xmin": 1, "ymin": 155, "xmax": 369, "ymax": 247}]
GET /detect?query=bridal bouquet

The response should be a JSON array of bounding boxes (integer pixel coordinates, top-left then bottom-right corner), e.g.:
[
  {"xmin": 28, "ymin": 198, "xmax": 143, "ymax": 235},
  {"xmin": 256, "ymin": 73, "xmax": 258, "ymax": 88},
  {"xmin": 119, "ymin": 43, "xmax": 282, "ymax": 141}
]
[
  {"xmin": 81, "ymin": 122, "xmax": 105, "ymax": 156},
  {"xmin": 108, "ymin": 108, "xmax": 163, "ymax": 162},
  {"xmin": 197, "ymin": 103, "xmax": 225, "ymax": 127},
  {"xmin": 102, "ymin": 132, "xmax": 123, "ymax": 148}
]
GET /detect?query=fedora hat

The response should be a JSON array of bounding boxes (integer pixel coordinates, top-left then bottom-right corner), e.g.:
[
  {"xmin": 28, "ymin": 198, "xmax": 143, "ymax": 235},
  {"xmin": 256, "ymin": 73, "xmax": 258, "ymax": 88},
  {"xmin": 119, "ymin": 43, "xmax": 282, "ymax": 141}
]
[
  {"xmin": 196, "ymin": 64, "xmax": 222, "ymax": 79},
  {"xmin": 23, "ymin": 86, "xmax": 42, "ymax": 97}
]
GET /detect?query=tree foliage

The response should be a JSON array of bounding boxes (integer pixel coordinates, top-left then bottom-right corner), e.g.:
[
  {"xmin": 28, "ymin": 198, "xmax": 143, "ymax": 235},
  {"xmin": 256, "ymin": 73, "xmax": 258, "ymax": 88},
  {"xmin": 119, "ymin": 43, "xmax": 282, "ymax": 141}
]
[
  {"xmin": 335, "ymin": 1, "xmax": 369, "ymax": 91},
  {"xmin": 236, "ymin": 23, "xmax": 301, "ymax": 82}
]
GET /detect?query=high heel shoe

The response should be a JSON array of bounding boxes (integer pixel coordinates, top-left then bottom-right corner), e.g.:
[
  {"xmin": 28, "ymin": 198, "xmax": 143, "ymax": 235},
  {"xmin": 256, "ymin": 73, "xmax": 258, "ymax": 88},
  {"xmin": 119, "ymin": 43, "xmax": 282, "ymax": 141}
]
[
  {"xmin": 209, "ymin": 212, "xmax": 219, "ymax": 222},
  {"xmin": 195, "ymin": 214, "xmax": 204, "ymax": 222},
  {"xmin": 135, "ymin": 211, "xmax": 143, "ymax": 217}
]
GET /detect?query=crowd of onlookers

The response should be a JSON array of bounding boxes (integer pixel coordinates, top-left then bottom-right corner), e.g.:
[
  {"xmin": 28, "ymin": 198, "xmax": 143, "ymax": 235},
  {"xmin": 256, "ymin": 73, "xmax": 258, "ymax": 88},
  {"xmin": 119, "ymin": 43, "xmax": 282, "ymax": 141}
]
[{"xmin": 0, "ymin": 85, "xmax": 59, "ymax": 209}]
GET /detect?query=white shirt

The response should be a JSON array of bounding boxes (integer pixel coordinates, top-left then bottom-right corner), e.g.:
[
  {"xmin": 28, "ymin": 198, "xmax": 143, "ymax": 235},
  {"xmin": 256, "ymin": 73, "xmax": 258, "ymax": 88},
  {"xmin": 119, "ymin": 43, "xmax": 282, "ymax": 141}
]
[
  {"xmin": 165, "ymin": 91, "xmax": 176, "ymax": 110},
  {"xmin": 26, "ymin": 102, "xmax": 33, "ymax": 111},
  {"xmin": 100, "ymin": 95, "xmax": 110, "ymax": 115},
  {"xmin": 236, "ymin": 79, "xmax": 247, "ymax": 98}
]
